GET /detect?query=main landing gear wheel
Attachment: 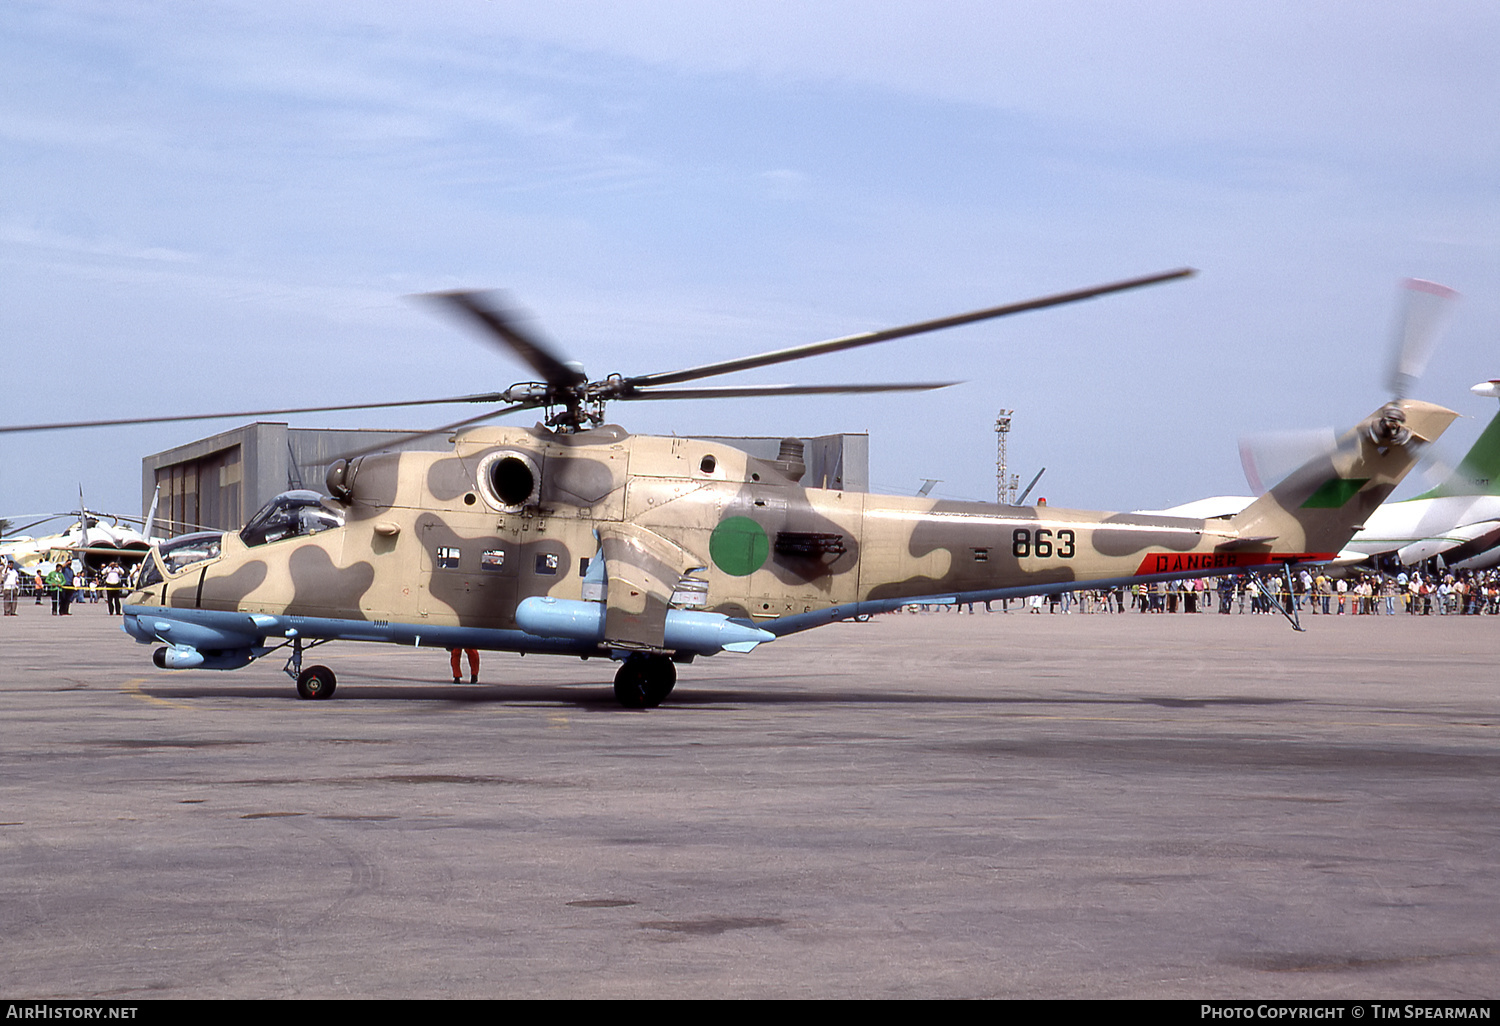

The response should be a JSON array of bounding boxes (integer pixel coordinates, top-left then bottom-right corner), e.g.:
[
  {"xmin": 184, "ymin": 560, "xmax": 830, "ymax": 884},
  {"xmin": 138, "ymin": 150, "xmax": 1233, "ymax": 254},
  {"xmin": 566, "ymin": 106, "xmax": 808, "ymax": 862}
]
[
  {"xmin": 296, "ymin": 665, "xmax": 337, "ymax": 700},
  {"xmin": 613, "ymin": 655, "xmax": 676, "ymax": 709}
]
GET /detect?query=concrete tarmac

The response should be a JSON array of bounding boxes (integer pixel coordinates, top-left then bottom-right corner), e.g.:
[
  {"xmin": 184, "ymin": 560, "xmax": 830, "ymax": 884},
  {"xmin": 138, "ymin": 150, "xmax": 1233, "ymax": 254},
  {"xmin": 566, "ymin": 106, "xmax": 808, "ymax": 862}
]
[{"xmin": 1, "ymin": 603, "xmax": 1496, "ymax": 999}]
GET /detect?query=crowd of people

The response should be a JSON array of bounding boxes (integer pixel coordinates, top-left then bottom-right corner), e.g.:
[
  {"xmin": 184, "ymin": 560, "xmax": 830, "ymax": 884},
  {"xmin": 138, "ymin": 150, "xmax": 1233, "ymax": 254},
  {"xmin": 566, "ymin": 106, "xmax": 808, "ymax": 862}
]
[
  {"xmin": 7, "ymin": 555, "xmax": 1500, "ymax": 622},
  {"xmin": 930, "ymin": 566, "xmax": 1500, "ymax": 616},
  {"xmin": 0, "ymin": 558, "xmax": 131, "ymax": 617}
]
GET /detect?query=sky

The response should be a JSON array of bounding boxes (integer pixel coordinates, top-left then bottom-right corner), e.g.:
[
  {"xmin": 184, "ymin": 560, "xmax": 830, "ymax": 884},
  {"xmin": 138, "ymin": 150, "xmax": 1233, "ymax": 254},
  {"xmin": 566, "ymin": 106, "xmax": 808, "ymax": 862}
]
[{"xmin": 3, "ymin": 0, "xmax": 1499, "ymax": 529}]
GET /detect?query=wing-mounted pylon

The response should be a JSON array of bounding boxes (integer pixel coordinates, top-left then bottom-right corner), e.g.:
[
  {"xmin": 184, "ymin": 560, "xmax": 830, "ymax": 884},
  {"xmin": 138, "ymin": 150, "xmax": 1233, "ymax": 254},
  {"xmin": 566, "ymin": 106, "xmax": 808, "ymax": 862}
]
[{"xmin": 513, "ymin": 525, "xmax": 773, "ymax": 654}]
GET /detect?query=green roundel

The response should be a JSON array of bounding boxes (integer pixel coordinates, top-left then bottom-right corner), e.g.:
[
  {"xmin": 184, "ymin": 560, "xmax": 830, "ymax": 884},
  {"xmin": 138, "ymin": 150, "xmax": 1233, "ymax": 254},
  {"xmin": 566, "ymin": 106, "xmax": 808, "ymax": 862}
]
[{"xmin": 710, "ymin": 516, "xmax": 770, "ymax": 576}]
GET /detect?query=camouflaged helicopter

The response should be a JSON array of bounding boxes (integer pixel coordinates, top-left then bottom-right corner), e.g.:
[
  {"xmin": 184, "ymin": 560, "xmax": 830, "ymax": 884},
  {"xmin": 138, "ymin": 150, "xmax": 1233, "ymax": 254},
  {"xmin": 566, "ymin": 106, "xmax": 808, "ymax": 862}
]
[{"xmin": 3, "ymin": 269, "xmax": 1459, "ymax": 706}]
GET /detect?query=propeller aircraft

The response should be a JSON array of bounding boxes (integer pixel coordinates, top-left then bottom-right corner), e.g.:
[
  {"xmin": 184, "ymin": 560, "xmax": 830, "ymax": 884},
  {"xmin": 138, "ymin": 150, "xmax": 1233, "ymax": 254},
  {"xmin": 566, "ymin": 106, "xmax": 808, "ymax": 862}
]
[{"xmin": 2, "ymin": 270, "xmax": 1458, "ymax": 706}]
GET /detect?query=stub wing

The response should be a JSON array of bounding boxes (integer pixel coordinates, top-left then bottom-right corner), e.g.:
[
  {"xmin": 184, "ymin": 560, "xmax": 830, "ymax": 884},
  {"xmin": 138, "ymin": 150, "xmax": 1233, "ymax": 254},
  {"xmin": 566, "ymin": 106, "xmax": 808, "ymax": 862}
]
[{"xmin": 597, "ymin": 524, "xmax": 700, "ymax": 651}]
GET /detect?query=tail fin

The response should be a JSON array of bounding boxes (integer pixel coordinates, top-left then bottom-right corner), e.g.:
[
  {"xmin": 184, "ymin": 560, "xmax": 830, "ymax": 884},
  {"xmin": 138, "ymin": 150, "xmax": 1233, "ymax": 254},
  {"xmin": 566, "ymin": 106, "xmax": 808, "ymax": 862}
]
[
  {"xmin": 1228, "ymin": 400, "xmax": 1458, "ymax": 559},
  {"xmin": 1416, "ymin": 405, "xmax": 1500, "ymax": 499}
]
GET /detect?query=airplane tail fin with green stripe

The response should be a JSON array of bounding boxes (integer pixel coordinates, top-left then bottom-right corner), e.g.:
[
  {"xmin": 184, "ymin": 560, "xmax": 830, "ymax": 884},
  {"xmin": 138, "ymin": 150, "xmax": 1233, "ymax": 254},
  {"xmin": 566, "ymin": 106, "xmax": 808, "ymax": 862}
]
[{"xmin": 1416, "ymin": 387, "xmax": 1500, "ymax": 499}]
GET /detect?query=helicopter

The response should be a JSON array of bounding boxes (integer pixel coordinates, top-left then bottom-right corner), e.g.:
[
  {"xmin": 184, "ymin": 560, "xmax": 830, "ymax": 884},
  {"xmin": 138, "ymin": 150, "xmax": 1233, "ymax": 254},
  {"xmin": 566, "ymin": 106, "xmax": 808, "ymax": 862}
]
[
  {"xmin": 3, "ymin": 269, "xmax": 1458, "ymax": 707},
  {"xmin": 0, "ymin": 506, "xmax": 152, "ymax": 572}
]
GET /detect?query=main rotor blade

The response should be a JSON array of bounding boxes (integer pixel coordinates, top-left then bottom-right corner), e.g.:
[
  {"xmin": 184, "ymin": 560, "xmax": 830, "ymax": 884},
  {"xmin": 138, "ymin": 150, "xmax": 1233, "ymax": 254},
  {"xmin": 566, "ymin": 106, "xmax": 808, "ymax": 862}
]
[
  {"xmin": 627, "ymin": 268, "xmax": 1194, "ymax": 389},
  {"xmin": 421, "ymin": 290, "xmax": 587, "ymax": 389},
  {"xmin": 327, "ymin": 402, "xmax": 542, "ymax": 463},
  {"xmin": 0, "ymin": 394, "xmax": 510, "ymax": 436},
  {"xmin": 617, "ymin": 381, "xmax": 960, "ymax": 401}
]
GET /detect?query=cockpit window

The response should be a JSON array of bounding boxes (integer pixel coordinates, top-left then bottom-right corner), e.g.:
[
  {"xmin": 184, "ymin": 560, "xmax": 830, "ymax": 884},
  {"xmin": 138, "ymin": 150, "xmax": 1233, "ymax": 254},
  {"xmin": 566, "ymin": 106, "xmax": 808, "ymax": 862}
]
[
  {"xmin": 139, "ymin": 532, "xmax": 224, "ymax": 585},
  {"xmin": 240, "ymin": 490, "xmax": 345, "ymax": 548}
]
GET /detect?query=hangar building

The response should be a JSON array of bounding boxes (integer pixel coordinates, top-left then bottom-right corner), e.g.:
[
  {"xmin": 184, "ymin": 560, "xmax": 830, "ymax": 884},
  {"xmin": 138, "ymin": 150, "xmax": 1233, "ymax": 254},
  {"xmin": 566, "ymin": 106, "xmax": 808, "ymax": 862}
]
[{"xmin": 141, "ymin": 423, "xmax": 869, "ymax": 534}]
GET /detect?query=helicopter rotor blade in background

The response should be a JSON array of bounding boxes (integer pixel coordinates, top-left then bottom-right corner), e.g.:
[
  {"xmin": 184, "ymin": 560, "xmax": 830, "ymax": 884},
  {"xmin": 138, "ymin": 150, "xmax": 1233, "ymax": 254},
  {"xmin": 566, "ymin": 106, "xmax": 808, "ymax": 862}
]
[
  {"xmin": 420, "ymin": 290, "xmax": 588, "ymax": 390},
  {"xmin": 622, "ymin": 268, "xmax": 1195, "ymax": 391},
  {"xmin": 3, "ymin": 514, "xmax": 77, "ymax": 536},
  {"xmin": 1015, "ymin": 467, "xmax": 1047, "ymax": 505},
  {"xmin": 142, "ymin": 485, "xmax": 160, "ymax": 544}
]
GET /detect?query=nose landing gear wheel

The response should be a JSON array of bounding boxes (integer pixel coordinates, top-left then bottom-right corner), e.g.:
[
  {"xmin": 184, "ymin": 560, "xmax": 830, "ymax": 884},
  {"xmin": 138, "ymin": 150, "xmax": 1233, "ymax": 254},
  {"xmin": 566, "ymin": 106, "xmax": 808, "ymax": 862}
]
[
  {"xmin": 613, "ymin": 655, "xmax": 676, "ymax": 708},
  {"xmin": 297, "ymin": 665, "xmax": 337, "ymax": 700}
]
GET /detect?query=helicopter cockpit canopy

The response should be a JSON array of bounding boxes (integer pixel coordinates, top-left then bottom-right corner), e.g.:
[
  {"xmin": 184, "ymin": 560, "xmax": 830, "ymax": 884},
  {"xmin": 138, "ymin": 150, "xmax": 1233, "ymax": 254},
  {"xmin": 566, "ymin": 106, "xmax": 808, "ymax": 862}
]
[
  {"xmin": 136, "ymin": 531, "xmax": 223, "ymax": 587},
  {"xmin": 239, "ymin": 490, "xmax": 345, "ymax": 548}
]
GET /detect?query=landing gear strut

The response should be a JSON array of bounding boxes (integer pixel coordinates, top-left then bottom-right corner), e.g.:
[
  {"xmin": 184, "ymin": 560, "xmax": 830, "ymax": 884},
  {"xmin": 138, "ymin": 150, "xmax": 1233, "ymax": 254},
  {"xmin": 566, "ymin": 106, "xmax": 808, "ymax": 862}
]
[
  {"xmin": 613, "ymin": 655, "xmax": 676, "ymax": 708},
  {"xmin": 282, "ymin": 636, "xmax": 336, "ymax": 700}
]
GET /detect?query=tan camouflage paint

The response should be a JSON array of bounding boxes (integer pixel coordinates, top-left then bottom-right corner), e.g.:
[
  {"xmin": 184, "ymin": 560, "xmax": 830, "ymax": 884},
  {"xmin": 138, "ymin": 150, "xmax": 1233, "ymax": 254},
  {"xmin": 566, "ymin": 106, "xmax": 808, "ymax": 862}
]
[{"xmin": 126, "ymin": 399, "xmax": 1456, "ymax": 653}]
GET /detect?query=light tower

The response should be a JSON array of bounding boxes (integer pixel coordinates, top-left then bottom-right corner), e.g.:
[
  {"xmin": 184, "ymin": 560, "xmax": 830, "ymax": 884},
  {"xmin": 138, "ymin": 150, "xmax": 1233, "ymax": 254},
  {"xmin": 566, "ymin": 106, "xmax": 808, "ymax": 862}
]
[{"xmin": 995, "ymin": 409, "xmax": 1019, "ymax": 504}]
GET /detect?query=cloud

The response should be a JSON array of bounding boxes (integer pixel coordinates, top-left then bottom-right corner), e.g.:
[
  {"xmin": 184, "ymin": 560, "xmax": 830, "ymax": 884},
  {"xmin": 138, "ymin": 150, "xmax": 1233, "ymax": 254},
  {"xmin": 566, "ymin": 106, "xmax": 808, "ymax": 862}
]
[{"xmin": 0, "ymin": 222, "xmax": 197, "ymax": 264}]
